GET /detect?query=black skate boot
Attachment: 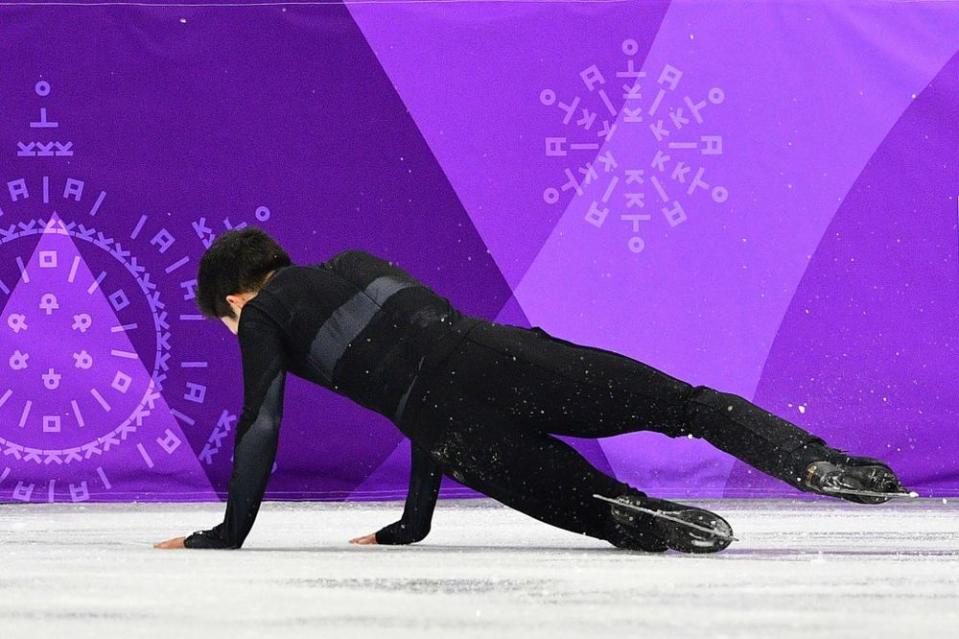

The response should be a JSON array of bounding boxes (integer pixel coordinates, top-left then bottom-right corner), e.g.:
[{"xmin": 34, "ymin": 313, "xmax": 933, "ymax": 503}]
[
  {"xmin": 596, "ymin": 493, "xmax": 736, "ymax": 554},
  {"xmin": 607, "ymin": 516, "xmax": 669, "ymax": 553},
  {"xmin": 802, "ymin": 454, "xmax": 913, "ymax": 504}
]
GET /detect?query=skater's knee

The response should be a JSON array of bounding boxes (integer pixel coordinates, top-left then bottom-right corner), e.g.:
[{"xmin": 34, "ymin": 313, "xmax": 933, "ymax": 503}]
[
  {"xmin": 686, "ymin": 385, "xmax": 750, "ymax": 417},
  {"xmin": 665, "ymin": 385, "xmax": 729, "ymax": 439},
  {"xmin": 687, "ymin": 384, "xmax": 725, "ymax": 405},
  {"xmin": 626, "ymin": 380, "xmax": 702, "ymax": 438}
]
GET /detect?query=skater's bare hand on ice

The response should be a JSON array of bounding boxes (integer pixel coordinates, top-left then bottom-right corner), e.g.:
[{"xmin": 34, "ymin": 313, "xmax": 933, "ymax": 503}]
[
  {"xmin": 349, "ymin": 533, "xmax": 377, "ymax": 545},
  {"xmin": 154, "ymin": 536, "xmax": 187, "ymax": 549}
]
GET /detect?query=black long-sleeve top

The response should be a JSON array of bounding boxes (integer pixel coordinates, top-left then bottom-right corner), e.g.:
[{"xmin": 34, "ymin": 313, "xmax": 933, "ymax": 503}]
[{"xmin": 183, "ymin": 249, "xmax": 460, "ymax": 549}]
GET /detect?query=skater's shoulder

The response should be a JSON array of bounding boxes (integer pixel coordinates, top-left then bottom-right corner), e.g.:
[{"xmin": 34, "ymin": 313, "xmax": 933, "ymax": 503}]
[
  {"xmin": 236, "ymin": 297, "xmax": 284, "ymax": 338},
  {"xmin": 324, "ymin": 247, "xmax": 393, "ymax": 266},
  {"xmin": 319, "ymin": 248, "xmax": 413, "ymax": 279}
]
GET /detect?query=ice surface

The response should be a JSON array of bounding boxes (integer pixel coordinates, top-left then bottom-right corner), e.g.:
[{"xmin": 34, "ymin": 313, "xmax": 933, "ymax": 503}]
[{"xmin": 1, "ymin": 499, "xmax": 957, "ymax": 638}]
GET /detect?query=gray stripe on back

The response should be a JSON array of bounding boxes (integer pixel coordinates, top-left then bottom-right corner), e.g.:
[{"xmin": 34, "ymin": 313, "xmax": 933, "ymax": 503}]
[{"xmin": 308, "ymin": 275, "xmax": 417, "ymax": 381}]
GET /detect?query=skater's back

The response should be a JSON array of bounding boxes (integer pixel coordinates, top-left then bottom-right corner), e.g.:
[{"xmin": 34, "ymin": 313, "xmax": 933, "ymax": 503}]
[{"xmin": 249, "ymin": 249, "xmax": 464, "ymax": 420}]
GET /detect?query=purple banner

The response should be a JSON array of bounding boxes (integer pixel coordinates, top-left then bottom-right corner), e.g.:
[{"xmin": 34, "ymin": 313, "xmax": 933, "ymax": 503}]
[{"xmin": 1, "ymin": 0, "xmax": 957, "ymax": 504}]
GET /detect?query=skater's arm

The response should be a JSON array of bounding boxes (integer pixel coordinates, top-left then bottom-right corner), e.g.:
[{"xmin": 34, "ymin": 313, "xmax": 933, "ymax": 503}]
[
  {"xmin": 183, "ymin": 303, "xmax": 289, "ymax": 549},
  {"xmin": 373, "ymin": 441, "xmax": 443, "ymax": 544}
]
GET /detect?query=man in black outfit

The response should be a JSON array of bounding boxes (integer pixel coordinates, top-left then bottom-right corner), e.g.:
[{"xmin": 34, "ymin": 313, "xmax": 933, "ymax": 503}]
[{"xmin": 155, "ymin": 227, "xmax": 908, "ymax": 554}]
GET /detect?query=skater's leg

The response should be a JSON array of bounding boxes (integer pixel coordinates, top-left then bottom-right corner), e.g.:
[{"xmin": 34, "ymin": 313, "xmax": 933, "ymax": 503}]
[
  {"xmin": 421, "ymin": 395, "xmax": 736, "ymax": 552},
  {"xmin": 409, "ymin": 390, "xmax": 666, "ymax": 550},
  {"xmin": 450, "ymin": 322, "xmax": 839, "ymax": 492}
]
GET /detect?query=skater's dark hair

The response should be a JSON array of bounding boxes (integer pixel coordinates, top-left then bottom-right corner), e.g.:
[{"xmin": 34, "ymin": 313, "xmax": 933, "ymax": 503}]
[{"xmin": 196, "ymin": 226, "xmax": 292, "ymax": 320}]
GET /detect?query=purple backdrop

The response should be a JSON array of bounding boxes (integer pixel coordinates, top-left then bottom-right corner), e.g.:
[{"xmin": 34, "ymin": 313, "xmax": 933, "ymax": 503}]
[{"xmin": 0, "ymin": 0, "xmax": 956, "ymax": 504}]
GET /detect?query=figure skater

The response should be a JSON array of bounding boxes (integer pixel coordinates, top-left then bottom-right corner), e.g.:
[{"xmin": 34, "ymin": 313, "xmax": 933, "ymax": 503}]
[{"xmin": 154, "ymin": 227, "xmax": 908, "ymax": 554}]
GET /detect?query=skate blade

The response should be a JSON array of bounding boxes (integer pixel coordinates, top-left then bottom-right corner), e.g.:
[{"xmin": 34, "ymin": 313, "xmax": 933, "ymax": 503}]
[
  {"xmin": 592, "ymin": 494, "xmax": 740, "ymax": 543},
  {"xmin": 821, "ymin": 487, "xmax": 919, "ymax": 499}
]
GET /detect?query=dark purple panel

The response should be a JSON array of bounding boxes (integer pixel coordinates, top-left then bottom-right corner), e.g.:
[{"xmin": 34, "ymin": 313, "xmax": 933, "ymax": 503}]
[
  {"xmin": 725, "ymin": 49, "xmax": 959, "ymax": 497},
  {"xmin": 0, "ymin": 5, "xmax": 513, "ymax": 502}
]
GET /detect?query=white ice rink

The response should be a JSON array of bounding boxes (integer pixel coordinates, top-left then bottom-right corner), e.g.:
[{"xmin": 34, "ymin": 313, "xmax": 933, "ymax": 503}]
[{"xmin": 1, "ymin": 498, "xmax": 957, "ymax": 638}]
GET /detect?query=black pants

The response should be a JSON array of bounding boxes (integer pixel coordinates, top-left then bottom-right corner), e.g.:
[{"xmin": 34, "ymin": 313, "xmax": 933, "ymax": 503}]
[{"xmin": 397, "ymin": 320, "xmax": 833, "ymax": 546}]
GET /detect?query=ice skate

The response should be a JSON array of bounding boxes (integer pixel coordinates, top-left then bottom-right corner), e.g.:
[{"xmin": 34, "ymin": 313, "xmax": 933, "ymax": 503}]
[
  {"xmin": 802, "ymin": 455, "xmax": 915, "ymax": 504},
  {"xmin": 594, "ymin": 493, "xmax": 737, "ymax": 554}
]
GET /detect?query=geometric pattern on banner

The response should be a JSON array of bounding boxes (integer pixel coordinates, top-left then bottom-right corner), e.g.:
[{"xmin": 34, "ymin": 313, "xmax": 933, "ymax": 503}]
[
  {"xmin": 507, "ymin": 2, "xmax": 959, "ymax": 497},
  {"xmin": 0, "ymin": 212, "xmax": 216, "ymax": 502},
  {"xmin": 344, "ymin": 0, "xmax": 671, "ymax": 290},
  {"xmin": 4, "ymin": 0, "xmax": 523, "ymax": 502}
]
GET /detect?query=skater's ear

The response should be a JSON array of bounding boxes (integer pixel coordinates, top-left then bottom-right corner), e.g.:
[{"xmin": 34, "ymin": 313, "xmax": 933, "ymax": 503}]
[{"xmin": 225, "ymin": 291, "xmax": 257, "ymax": 313}]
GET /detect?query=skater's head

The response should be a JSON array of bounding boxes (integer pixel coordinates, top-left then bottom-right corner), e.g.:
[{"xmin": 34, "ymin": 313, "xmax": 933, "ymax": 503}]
[{"xmin": 196, "ymin": 226, "xmax": 292, "ymax": 334}]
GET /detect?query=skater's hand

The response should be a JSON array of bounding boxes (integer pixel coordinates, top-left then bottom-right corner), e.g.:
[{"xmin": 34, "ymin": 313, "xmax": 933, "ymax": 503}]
[
  {"xmin": 153, "ymin": 536, "xmax": 187, "ymax": 549},
  {"xmin": 349, "ymin": 533, "xmax": 378, "ymax": 545}
]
